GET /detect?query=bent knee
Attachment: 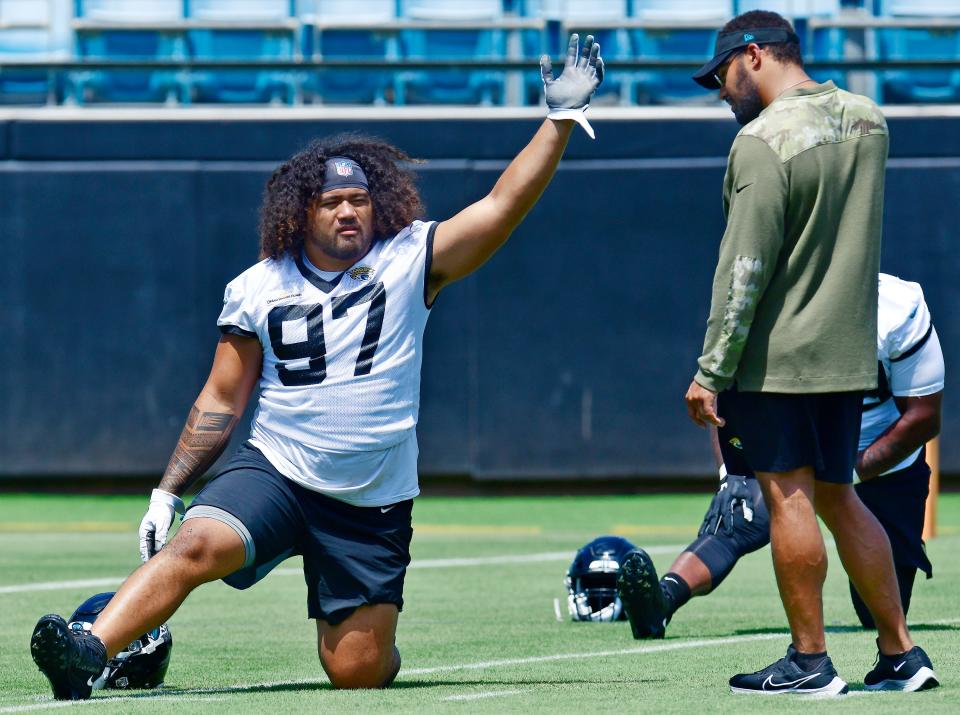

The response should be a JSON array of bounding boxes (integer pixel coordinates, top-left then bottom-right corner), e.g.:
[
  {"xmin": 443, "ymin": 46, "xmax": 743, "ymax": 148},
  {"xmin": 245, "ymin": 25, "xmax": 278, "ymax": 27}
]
[
  {"xmin": 160, "ymin": 520, "xmax": 244, "ymax": 580},
  {"xmin": 322, "ymin": 648, "xmax": 399, "ymax": 689}
]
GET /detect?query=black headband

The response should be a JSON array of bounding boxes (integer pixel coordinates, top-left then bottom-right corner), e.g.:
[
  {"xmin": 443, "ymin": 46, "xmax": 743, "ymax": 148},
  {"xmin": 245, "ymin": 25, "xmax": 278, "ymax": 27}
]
[
  {"xmin": 692, "ymin": 27, "xmax": 800, "ymax": 90},
  {"xmin": 320, "ymin": 156, "xmax": 369, "ymax": 194}
]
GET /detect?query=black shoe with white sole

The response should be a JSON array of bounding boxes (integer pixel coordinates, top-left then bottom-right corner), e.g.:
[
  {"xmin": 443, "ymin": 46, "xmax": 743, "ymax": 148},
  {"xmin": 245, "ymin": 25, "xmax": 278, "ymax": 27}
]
[
  {"xmin": 864, "ymin": 644, "xmax": 939, "ymax": 692},
  {"xmin": 729, "ymin": 645, "xmax": 848, "ymax": 696},
  {"xmin": 616, "ymin": 549, "xmax": 666, "ymax": 639},
  {"xmin": 30, "ymin": 614, "xmax": 107, "ymax": 701}
]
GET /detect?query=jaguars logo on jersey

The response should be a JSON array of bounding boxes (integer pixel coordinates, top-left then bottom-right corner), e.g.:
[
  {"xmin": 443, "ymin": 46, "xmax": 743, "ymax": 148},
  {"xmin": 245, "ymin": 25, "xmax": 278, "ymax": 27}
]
[{"xmin": 349, "ymin": 266, "xmax": 375, "ymax": 282}]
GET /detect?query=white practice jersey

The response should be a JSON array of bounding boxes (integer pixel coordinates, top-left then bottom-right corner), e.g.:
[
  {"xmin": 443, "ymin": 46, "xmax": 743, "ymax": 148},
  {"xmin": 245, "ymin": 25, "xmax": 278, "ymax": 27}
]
[
  {"xmin": 860, "ymin": 273, "xmax": 945, "ymax": 475},
  {"xmin": 217, "ymin": 220, "xmax": 436, "ymax": 506}
]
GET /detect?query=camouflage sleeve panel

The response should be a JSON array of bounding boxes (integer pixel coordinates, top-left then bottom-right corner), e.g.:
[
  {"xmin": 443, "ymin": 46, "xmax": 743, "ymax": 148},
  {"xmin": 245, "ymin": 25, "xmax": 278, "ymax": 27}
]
[
  {"xmin": 696, "ymin": 137, "xmax": 788, "ymax": 393},
  {"xmin": 696, "ymin": 256, "xmax": 764, "ymax": 391}
]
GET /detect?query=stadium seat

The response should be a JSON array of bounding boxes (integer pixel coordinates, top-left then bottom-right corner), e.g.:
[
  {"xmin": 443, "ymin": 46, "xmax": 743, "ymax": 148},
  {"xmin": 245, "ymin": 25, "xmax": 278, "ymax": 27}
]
[
  {"xmin": 0, "ymin": 0, "xmax": 64, "ymax": 104},
  {"xmin": 879, "ymin": 0, "xmax": 960, "ymax": 103},
  {"xmin": 633, "ymin": 0, "xmax": 730, "ymax": 21},
  {"xmin": 188, "ymin": 1, "xmax": 293, "ymax": 21},
  {"xmin": 304, "ymin": 0, "xmax": 398, "ymax": 104},
  {"xmin": 79, "ymin": 0, "xmax": 182, "ymax": 22},
  {"xmin": 186, "ymin": 29, "xmax": 295, "ymax": 103},
  {"xmin": 736, "ymin": 1, "xmax": 840, "ymax": 17},
  {"xmin": 631, "ymin": 2, "xmax": 731, "ymax": 105},
  {"xmin": 396, "ymin": 0, "xmax": 506, "ymax": 105}
]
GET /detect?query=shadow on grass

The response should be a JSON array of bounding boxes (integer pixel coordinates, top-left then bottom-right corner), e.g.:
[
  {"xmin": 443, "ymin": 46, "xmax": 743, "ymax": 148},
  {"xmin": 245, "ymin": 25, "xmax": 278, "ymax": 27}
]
[
  {"xmin": 87, "ymin": 676, "xmax": 668, "ymax": 701},
  {"xmin": 733, "ymin": 623, "xmax": 960, "ymax": 637}
]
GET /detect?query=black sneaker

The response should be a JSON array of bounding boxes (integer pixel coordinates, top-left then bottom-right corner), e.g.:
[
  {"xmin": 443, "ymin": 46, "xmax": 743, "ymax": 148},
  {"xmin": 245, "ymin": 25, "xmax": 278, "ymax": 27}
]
[
  {"xmin": 864, "ymin": 644, "xmax": 939, "ymax": 692},
  {"xmin": 729, "ymin": 645, "xmax": 848, "ymax": 695},
  {"xmin": 617, "ymin": 549, "xmax": 666, "ymax": 639},
  {"xmin": 30, "ymin": 614, "xmax": 107, "ymax": 701}
]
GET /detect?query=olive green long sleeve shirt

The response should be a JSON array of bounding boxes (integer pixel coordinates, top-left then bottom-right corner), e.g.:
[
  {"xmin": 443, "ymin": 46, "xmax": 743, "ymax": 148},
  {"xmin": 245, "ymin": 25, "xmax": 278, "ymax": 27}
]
[{"xmin": 695, "ymin": 81, "xmax": 888, "ymax": 394}]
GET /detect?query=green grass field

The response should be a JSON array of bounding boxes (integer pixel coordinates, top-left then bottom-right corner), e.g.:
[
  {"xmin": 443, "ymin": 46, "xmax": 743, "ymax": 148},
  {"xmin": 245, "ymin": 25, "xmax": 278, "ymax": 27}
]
[{"xmin": 1, "ymin": 492, "xmax": 958, "ymax": 713}]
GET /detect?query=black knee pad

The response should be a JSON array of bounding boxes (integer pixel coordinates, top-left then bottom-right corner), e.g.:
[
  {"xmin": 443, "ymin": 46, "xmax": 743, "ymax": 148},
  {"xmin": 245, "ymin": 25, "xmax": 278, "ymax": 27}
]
[{"xmin": 688, "ymin": 475, "xmax": 771, "ymax": 588}]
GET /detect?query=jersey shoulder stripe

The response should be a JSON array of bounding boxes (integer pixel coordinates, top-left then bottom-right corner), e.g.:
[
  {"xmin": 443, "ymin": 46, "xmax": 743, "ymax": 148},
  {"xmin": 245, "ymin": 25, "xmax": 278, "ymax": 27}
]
[{"xmin": 877, "ymin": 273, "xmax": 932, "ymax": 362}]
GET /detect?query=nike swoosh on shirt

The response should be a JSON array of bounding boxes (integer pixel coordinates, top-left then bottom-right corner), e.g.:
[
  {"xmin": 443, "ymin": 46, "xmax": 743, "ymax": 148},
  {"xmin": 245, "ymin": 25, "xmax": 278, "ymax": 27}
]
[
  {"xmin": 735, "ymin": 183, "xmax": 753, "ymax": 193},
  {"xmin": 762, "ymin": 673, "xmax": 821, "ymax": 690}
]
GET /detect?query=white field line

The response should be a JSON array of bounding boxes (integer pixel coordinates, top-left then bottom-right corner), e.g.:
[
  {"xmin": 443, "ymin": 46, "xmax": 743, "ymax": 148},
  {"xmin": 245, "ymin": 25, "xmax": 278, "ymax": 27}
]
[
  {"xmin": 442, "ymin": 689, "xmax": 524, "ymax": 702},
  {"xmin": 0, "ymin": 545, "xmax": 685, "ymax": 595},
  {"xmin": 6, "ymin": 622, "xmax": 958, "ymax": 712},
  {"xmin": 0, "ymin": 696, "xmax": 224, "ymax": 713}
]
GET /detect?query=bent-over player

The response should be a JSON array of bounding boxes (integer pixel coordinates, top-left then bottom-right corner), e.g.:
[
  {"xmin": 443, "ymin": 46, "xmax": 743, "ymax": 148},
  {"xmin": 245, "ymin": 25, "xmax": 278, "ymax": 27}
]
[
  {"xmin": 30, "ymin": 34, "xmax": 604, "ymax": 700},
  {"xmin": 620, "ymin": 273, "xmax": 943, "ymax": 658}
]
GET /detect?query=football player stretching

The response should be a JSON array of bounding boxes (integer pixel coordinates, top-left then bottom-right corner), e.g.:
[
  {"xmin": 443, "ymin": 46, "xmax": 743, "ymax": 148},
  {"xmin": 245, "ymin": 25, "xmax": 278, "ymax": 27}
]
[{"xmin": 30, "ymin": 34, "xmax": 603, "ymax": 699}]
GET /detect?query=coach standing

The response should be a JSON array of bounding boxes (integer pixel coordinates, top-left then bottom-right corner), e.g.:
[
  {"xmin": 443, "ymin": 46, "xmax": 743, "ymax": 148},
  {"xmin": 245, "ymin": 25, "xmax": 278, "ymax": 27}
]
[{"xmin": 683, "ymin": 11, "xmax": 937, "ymax": 695}]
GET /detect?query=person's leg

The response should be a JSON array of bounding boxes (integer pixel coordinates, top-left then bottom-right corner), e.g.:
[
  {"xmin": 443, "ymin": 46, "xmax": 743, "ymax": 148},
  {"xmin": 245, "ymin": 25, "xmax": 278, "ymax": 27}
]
[
  {"xmin": 664, "ymin": 552, "xmax": 712, "ymax": 595},
  {"xmin": 755, "ymin": 466, "xmax": 827, "ymax": 654},
  {"xmin": 92, "ymin": 518, "xmax": 245, "ymax": 657},
  {"xmin": 814, "ymin": 482, "xmax": 912, "ymax": 654},
  {"xmin": 316, "ymin": 604, "xmax": 401, "ymax": 689}
]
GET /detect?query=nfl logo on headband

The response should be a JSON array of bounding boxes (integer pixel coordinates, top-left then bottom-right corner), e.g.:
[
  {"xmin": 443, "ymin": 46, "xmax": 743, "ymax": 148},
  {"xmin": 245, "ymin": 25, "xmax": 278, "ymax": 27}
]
[{"xmin": 335, "ymin": 160, "xmax": 354, "ymax": 177}]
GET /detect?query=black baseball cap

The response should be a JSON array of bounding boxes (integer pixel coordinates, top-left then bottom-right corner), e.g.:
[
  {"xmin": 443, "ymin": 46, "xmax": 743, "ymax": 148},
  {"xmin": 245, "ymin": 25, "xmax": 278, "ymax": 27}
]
[{"xmin": 692, "ymin": 27, "xmax": 800, "ymax": 90}]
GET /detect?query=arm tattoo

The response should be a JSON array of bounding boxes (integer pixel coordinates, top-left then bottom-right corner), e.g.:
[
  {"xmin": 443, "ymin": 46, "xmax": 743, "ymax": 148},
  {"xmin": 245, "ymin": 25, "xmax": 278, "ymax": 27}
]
[{"xmin": 159, "ymin": 405, "xmax": 238, "ymax": 495}]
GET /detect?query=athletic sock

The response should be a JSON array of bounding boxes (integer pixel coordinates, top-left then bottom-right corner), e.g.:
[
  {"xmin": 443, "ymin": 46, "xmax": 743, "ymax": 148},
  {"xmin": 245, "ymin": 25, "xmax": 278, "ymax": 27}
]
[
  {"xmin": 794, "ymin": 650, "xmax": 828, "ymax": 671},
  {"xmin": 659, "ymin": 572, "xmax": 691, "ymax": 617}
]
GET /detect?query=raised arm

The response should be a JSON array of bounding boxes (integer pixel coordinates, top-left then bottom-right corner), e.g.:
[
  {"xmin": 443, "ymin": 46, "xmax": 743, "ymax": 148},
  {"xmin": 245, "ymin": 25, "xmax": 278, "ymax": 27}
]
[
  {"xmin": 139, "ymin": 333, "xmax": 262, "ymax": 561},
  {"xmin": 426, "ymin": 34, "xmax": 603, "ymax": 303}
]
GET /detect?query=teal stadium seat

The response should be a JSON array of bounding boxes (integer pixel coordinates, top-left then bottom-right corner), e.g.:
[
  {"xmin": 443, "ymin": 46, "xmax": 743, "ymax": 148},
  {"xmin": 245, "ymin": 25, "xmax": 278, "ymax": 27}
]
[
  {"xmin": 186, "ymin": 0, "xmax": 296, "ymax": 103},
  {"xmin": 396, "ymin": 0, "xmax": 506, "ymax": 105},
  {"xmin": 73, "ymin": 0, "xmax": 182, "ymax": 103},
  {"xmin": 880, "ymin": 0, "xmax": 960, "ymax": 103},
  {"xmin": 0, "ymin": 0, "xmax": 68, "ymax": 104},
  {"xmin": 303, "ymin": 0, "xmax": 397, "ymax": 105},
  {"xmin": 631, "ymin": 1, "xmax": 731, "ymax": 105}
]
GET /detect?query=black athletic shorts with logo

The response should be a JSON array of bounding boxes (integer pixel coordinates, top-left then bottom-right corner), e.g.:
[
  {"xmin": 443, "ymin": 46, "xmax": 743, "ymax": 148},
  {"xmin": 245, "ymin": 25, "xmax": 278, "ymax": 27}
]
[
  {"xmin": 184, "ymin": 442, "xmax": 414, "ymax": 625},
  {"xmin": 717, "ymin": 387, "xmax": 863, "ymax": 484}
]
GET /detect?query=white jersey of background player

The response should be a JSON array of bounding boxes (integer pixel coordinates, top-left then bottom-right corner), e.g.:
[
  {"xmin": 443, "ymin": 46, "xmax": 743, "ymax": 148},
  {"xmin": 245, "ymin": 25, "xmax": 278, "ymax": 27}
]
[
  {"xmin": 861, "ymin": 273, "xmax": 945, "ymax": 474},
  {"xmin": 218, "ymin": 220, "xmax": 435, "ymax": 505}
]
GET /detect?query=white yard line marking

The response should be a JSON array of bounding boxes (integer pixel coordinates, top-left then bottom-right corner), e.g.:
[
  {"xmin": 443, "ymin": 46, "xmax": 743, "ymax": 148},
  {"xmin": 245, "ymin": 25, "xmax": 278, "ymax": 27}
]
[
  {"xmin": 6, "ymin": 620, "xmax": 958, "ymax": 711},
  {"xmin": 0, "ymin": 696, "xmax": 224, "ymax": 713},
  {"xmin": 403, "ymin": 633, "xmax": 789, "ymax": 676},
  {"xmin": 442, "ymin": 689, "xmax": 524, "ymax": 702},
  {"xmin": 0, "ymin": 545, "xmax": 686, "ymax": 595}
]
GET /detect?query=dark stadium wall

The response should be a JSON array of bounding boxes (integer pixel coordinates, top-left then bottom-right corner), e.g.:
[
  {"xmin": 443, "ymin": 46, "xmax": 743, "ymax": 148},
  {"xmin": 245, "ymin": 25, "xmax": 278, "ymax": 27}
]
[{"xmin": 2, "ymin": 114, "xmax": 958, "ymax": 479}]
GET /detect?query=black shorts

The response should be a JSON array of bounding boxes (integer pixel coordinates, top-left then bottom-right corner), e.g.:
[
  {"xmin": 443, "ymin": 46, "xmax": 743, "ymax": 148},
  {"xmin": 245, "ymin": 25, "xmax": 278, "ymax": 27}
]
[
  {"xmin": 185, "ymin": 442, "xmax": 414, "ymax": 624},
  {"xmin": 717, "ymin": 388, "xmax": 863, "ymax": 484},
  {"xmin": 855, "ymin": 450, "xmax": 933, "ymax": 577}
]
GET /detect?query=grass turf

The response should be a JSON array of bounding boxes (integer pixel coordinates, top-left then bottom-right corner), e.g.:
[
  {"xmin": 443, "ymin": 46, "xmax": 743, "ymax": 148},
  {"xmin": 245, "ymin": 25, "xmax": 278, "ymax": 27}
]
[{"xmin": 1, "ymin": 492, "xmax": 958, "ymax": 713}]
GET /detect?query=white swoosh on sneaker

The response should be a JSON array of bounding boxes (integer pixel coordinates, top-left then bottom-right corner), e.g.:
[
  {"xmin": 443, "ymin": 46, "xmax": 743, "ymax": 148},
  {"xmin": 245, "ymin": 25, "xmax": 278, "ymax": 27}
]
[
  {"xmin": 763, "ymin": 673, "xmax": 821, "ymax": 690},
  {"xmin": 893, "ymin": 661, "xmax": 908, "ymax": 672}
]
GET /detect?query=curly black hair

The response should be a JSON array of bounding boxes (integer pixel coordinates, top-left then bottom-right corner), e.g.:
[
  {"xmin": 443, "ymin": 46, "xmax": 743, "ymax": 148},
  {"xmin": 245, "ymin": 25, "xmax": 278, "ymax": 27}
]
[{"xmin": 258, "ymin": 133, "xmax": 425, "ymax": 260}]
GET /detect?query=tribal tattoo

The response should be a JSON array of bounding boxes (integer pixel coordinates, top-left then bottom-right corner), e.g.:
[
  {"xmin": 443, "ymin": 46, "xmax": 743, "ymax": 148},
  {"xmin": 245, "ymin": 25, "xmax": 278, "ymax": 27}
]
[{"xmin": 159, "ymin": 405, "xmax": 237, "ymax": 494}]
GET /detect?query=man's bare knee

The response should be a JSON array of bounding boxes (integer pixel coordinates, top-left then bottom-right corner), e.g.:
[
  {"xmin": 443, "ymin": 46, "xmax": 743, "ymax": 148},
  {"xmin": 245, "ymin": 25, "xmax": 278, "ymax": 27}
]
[
  {"xmin": 158, "ymin": 519, "xmax": 245, "ymax": 584},
  {"xmin": 321, "ymin": 646, "xmax": 399, "ymax": 689},
  {"xmin": 317, "ymin": 604, "xmax": 400, "ymax": 689}
]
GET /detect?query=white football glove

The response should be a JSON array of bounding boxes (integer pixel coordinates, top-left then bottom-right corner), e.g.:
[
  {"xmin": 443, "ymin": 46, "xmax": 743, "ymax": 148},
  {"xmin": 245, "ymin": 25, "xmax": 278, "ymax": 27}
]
[
  {"xmin": 541, "ymin": 33, "xmax": 605, "ymax": 139},
  {"xmin": 138, "ymin": 489, "xmax": 186, "ymax": 562}
]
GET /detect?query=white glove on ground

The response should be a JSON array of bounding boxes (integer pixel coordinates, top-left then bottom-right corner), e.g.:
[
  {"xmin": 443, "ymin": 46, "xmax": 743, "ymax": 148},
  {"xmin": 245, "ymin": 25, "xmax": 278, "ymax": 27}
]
[
  {"xmin": 138, "ymin": 488, "xmax": 186, "ymax": 562},
  {"xmin": 541, "ymin": 33, "xmax": 605, "ymax": 139}
]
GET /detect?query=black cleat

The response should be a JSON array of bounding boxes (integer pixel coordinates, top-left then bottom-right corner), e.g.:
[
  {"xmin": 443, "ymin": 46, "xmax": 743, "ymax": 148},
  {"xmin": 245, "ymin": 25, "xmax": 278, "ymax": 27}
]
[
  {"xmin": 30, "ymin": 614, "xmax": 107, "ymax": 701},
  {"xmin": 729, "ymin": 645, "xmax": 848, "ymax": 696},
  {"xmin": 617, "ymin": 549, "xmax": 666, "ymax": 639},
  {"xmin": 864, "ymin": 644, "xmax": 939, "ymax": 692}
]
